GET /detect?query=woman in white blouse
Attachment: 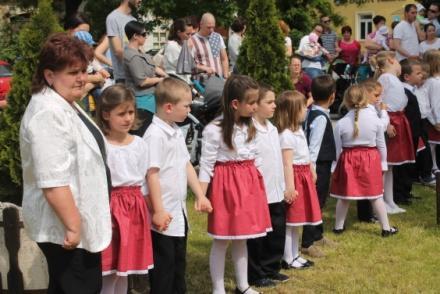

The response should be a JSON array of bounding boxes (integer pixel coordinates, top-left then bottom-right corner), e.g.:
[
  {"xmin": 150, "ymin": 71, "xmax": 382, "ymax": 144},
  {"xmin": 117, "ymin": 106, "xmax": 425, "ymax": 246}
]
[
  {"xmin": 19, "ymin": 33, "xmax": 111, "ymax": 293},
  {"xmin": 163, "ymin": 18, "xmax": 194, "ymax": 83},
  {"xmin": 420, "ymin": 23, "xmax": 440, "ymax": 55}
]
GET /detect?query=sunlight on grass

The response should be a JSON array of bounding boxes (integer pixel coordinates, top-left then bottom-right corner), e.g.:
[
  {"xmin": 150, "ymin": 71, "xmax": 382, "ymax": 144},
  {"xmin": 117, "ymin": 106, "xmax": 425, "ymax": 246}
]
[{"xmin": 186, "ymin": 184, "xmax": 440, "ymax": 293}]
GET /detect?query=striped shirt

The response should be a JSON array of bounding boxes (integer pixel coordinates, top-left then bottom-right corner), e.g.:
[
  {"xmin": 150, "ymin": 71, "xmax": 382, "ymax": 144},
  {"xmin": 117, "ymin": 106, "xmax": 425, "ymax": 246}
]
[
  {"xmin": 320, "ymin": 30, "xmax": 337, "ymax": 55},
  {"xmin": 191, "ymin": 33, "xmax": 224, "ymax": 79}
]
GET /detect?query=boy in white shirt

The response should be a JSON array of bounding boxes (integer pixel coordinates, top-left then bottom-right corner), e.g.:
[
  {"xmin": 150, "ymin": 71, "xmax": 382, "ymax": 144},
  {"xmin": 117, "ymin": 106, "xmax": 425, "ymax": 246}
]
[{"xmin": 144, "ymin": 78, "xmax": 212, "ymax": 294}]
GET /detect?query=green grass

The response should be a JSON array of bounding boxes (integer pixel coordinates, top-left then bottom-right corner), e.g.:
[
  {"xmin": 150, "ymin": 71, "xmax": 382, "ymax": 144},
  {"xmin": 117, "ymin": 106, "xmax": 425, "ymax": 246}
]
[{"xmin": 185, "ymin": 184, "xmax": 440, "ymax": 293}]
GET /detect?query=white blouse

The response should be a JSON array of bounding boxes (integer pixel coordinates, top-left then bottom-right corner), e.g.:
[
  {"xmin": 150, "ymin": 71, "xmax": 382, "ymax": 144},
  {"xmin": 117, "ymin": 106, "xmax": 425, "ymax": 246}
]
[
  {"xmin": 425, "ymin": 77, "xmax": 440, "ymax": 125},
  {"xmin": 143, "ymin": 116, "xmax": 190, "ymax": 237},
  {"xmin": 414, "ymin": 83, "xmax": 430, "ymax": 119},
  {"xmin": 279, "ymin": 128, "xmax": 311, "ymax": 165},
  {"xmin": 332, "ymin": 105, "xmax": 387, "ymax": 172},
  {"xmin": 106, "ymin": 136, "xmax": 149, "ymax": 194},
  {"xmin": 199, "ymin": 118, "xmax": 259, "ymax": 183},
  {"xmin": 378, "ymin": 73, "xmax": 408, "ymax": 112},
  {"xmin": 20, "ymin": 87, "xmax": 111, "ymax": 253},
  {"xmin": 254, "ymin": 119, "xmax": 285, "ymax": 204}
]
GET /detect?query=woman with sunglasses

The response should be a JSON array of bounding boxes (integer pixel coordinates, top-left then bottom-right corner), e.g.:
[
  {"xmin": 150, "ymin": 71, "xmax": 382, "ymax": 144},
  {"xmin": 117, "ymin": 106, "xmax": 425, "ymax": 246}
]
[{"xmin": 123, "ymin": 20, "xmax": 168, "ymax": 135}]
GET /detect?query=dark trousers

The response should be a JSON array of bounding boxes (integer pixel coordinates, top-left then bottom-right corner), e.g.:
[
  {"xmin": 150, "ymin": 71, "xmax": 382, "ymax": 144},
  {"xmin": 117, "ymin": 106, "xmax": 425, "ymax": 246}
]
[
  {"xmin": 357, "ymin": 200, "xmax": 374, "ymax": 221},
  {"xmin": 416, "ymin": 146, "xmax": 433, "ymax": 178},
  {"xmin": 301, "ymin": 161, "xmax": 331, "ymax": 248},
  {"xmin": 149, "ymin": 230, "xmax": 187, "ymax": 294},
  {"xmin": 37, "ymin": 242, "xmax": 102, "ymax": 294},
  {"xmin": 393, "ymin": 163, "xmax": 413, "ymax": 201},
  {"xmin": 247, "ymin": 201, "xmax": 286, "ymax": 282}
]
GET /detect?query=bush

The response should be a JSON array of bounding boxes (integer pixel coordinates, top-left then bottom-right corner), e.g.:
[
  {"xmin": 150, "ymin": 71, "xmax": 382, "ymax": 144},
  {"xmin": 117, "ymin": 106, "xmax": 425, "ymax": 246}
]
[
  {"xmin": 0, "ymin": 0, "xmax": 62, "ymax": 204},
  {"xmin": 236, "ymin": 0, "xmax": 292, "ymax": 93}
]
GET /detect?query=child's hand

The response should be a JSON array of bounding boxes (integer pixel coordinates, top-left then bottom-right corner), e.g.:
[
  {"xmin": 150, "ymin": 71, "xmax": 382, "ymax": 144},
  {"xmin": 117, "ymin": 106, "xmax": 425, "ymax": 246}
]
[
  {"xmin": 434, "ymin": 123, "xmax": 440, "ymax": 132},
  {"xmin": 63, "ymin": 228, "xmax": 81, "ymax": 250},
  {"xmin": 311, "ymin": 167, "xmax": 317, "ymax": 184},
  {"xmin": 386, "ymin": 124, "xmax": 396, "ymax": 138},
  {"xmin": 152, "ymin": 210, "xmax": 173, "ymax": 232},
  {"xmin": 284, "ymin": 188, "xmax": 298, "ymax": 204},
  {"xmin": 380, "ymin": 102, "xmax": 388, "ymax": 111},
  {"xmin": 195, "ymin": 196, "xmax": 213, "ymax": 213}
]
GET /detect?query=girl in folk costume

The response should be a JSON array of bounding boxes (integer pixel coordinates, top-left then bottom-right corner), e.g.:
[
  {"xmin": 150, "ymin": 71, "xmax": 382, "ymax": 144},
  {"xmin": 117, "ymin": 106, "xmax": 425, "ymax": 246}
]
[
  {"xmin": 96, "ymin": 85, "xmax": 153, "ymax": 294},
  {"xmin": 422, "ymin": 50, "xmax": 440, "ymax": 173},
  {"xmin": 274, "ymin": 91, "xmax": 322, "ymax": 269},
  {"xmin": 373, "ymin": 51, "xmax": 414, "ymax": 214},
  {"xmin": 330, "ymin": 85, "xmax": 398, "ymax": 237},
  {"xmin": 199, "ymin": 75, "xmax": 272, "ymax": 294}
]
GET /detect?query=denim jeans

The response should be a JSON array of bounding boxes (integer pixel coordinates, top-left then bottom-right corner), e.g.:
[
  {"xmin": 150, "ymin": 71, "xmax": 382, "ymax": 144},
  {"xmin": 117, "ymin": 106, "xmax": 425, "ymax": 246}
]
[{"xmin": 303, "ymin": 67, "xmax": 324, "ymax": 79}]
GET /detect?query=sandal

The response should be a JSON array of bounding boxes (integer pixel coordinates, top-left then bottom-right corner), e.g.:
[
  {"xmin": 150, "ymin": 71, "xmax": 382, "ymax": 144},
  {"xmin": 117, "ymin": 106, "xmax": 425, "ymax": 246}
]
[{"xmin": 281, "ymin": 255, "xmax": 314, "ymax": 269}]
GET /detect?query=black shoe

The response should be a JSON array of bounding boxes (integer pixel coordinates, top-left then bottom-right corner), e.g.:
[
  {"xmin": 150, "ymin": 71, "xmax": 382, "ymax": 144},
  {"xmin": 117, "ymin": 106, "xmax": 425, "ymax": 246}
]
[
  {"xmin": 235, "ymin": 286, "xmax": 261, "ymax": 294},
  {"xmin": 332, "ymin": 227, "xmax": 345, "ymax": 234},
  {"xmin": 267, "ymin": 272, "xmax": 290, "ymax": 283},
  {"xmin": 381, "ymin": 226, "xmax": 398, "ymax": 237},
  {"xmin": 249, "ymin": 278, "xmax": 276, "ymax": 288},
  {"xmin": 281, "ymin": 256, "xmax": 314, "ymax": 269}
]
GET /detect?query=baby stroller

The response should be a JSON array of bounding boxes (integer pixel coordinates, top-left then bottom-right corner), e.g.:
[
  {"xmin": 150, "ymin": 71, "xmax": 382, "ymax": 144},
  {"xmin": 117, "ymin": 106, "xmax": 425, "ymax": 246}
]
[{"xmin": 328, "ymin": 59, "xmax": 358, "ymax": 117}]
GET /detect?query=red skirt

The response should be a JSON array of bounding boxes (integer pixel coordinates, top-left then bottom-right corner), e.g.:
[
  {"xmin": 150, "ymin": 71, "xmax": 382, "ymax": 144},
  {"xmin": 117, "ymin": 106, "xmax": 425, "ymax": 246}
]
[
  {"xmin": 330, "ymin": 147, "xmax": 383, "ymax": 200},
  {"xmin": 208, "ymin": 160, "xmax": 272, "ymax": 239},
  {"xmin": 417, "ymin": 137, "xmax": 426, "ymax": 153},
  {"xmin": 387, "ymin": 112, "xmax": 415, "ymax": 165},
  {"xmin": 427, "ymin": 124, "xmax": 440, "ymax": 144},
  {"xmin": 286, "ymin": 164, "xmax": 322, "ymax": 226},
  {"xmin": 101, "ymin": 186, "xmax": 153, "ymax": 276}
]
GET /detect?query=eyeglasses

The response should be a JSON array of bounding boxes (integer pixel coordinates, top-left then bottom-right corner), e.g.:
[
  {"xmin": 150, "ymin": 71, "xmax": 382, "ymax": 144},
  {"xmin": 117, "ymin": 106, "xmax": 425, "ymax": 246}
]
[
  {"xmin": 429, "ymin": 9, "xmax": 439, "ymax": 13},
  {"xmin": 323, "ymin": 19, "xmax": 331, "ymax": 23}
]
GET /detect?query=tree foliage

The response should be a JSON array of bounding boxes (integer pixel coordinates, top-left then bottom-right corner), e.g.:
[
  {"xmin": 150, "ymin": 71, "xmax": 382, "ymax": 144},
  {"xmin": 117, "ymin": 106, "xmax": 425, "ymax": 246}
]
[
  {"xmin": 0, "ymin": 0, "xmax": 62, "ymax": 203},
  {"xmin": 236, "ymin": 0, "xmax": 292, "ymax": 93}
]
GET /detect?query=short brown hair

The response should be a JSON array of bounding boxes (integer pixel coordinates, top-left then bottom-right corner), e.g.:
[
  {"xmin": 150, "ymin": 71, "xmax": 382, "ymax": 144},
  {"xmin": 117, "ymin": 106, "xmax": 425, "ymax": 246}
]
[
  {"xmin": 311, "ymin": 75, "xmax": 336, "ymax": 102},
  {"xmin": 32, "ymin": 32, "xmax": 93, "ymax": 94},
  {"xmin": 400, "ymin": 58, "xmax": 421, "ymax": 82},
  {"xmin": 257, "ymin": 82, "xmax": 274, "ymax": 103},
  {"xmin": 423, "ymin": 49, "xmax": 440, "ymax": 76},
  {"xmin": 155, "ymin": 77, "xmax": 191, "ymax": 106},
  {"xmin": 274, "ymin": 90, "xmax": 306, "ymax": 133}
]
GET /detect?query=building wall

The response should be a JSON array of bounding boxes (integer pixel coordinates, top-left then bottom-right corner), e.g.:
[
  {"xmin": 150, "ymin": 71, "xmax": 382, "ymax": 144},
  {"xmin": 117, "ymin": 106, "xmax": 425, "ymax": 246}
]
[{"xmin": 331, "ymin": 0, "xmax": 414, "ymax": 41}]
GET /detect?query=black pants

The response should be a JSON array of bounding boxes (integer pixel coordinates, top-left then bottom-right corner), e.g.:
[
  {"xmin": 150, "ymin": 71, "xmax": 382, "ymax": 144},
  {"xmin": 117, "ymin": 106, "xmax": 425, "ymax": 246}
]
[
  {"xmin": 393, "ymin": 163, "xmax": 413, "ymax": 202},
  {"xmin": 301, "ymin": 161, "xmax": 331, "ymax": 248},
  {"xmin": 149, "ymin": 230, "xmax": 187, "ymax": 294},
  {"xmin": 247, "ymin": 201, "xmax": 286, "ymax": 282},
  {"xmin": 357, "ymin": 200, "xmax": 373, "ymax": 221},
  {"xmin": 416, "ymin": 146, "xmax": 433, "ymax": 178},
  {"xmin": 37, "ymin": 242, "xmax": 101, "ymax": 294}
]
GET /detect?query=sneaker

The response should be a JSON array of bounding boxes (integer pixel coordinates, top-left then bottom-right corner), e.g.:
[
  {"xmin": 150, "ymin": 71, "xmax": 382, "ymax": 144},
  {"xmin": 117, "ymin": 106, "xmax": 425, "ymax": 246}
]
[
  {"xmin": 268, "ymin": 272, "xmax": 290, "ymax": 283},
  {"xmin": 249, "ymin": 278, "xmax": 276, "ymax": 288},
  {"xmin": 301, "ymin": 245, "xmax": 325, "ymax": 258},
  {"xmin": 315, "ymin": 236, "xmax": 338, "ymax": 247},
  {"xmin": 381, "ymin": 226, "xmax": 398, "ymax": 237},
  {"xmin": 420, "ymin": 174, "xmax": 436, "ymax": 186}
]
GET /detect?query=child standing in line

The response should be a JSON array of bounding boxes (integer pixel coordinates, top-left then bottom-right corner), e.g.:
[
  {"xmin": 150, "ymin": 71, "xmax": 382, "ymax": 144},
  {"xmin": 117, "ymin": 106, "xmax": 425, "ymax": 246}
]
[
  {"xmin": 95, "ymin": 85, "xmax": 154, "ymax": 294},
  {"xmin": 275, "ymin": 90, "xmax": 322, "ymax": 269},
  {"xmin": 247, "ymin": 84, "xmax": 289, "ymax": 288},
  {"xmin": 374, "ymin": 51, "xmax": 414, "ymax": 214},
  {"xmin": 144, "ymin": 78, "xmax": 212, "ymax": 294},
  {"xmin": 423, "ymin": 50, "xmax": 440, "ymax": 176},
  {"xmin": 330, "ymin": 85, "xmax": 398, "ymax": 237},
  {"xmin": 199, "ymin": 75, "xmax": 272, "ymax": 294},
  {"xmin": 302, "ymin": 75, "xmax": 337, "ymax": 258}
]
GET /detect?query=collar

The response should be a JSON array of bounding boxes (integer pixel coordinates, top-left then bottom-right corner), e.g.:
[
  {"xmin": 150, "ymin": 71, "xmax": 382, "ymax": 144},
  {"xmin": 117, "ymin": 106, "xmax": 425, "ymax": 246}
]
[
  {"xmin": 403, "ymin": 82, "xmax": 416, "ymax": 93},
  {"xmin": 253, "ymin": 118, "xmax": 276, "ymax": 134},
  {"xmin": 311, "ymin": 104, "xmax": 330, "ymax": 117},
  {"xmin": 39, "ymin": 87, "xmax": 78, "ymax": 112},
  {"xmin": 152, "ymin": 115, "xmax": 179, "ymax": 136}
]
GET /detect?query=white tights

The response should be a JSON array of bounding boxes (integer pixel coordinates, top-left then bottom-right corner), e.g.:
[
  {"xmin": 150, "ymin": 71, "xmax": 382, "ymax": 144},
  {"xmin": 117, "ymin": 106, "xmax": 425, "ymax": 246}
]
[
  {"xmin": 334, "ymin": 198, "xmax": 390, "ymax": 231},
  {"xmin": 210, "ymin": 239, "xmax": 258, "ymax": 294},
  {"xmin": 101, "ymin": 274, "xmax": 128, "ymax": 294},
  {"xmin": 283, "ymin": 226, "xmax": 300, "ymax": 263},
  {"xmin": 383, "ymin": 168, "xmax": 398, "ymax": 209},
  {"xmin": 431, "ymin": 144, "xmax": 438, "ymax": 171}
]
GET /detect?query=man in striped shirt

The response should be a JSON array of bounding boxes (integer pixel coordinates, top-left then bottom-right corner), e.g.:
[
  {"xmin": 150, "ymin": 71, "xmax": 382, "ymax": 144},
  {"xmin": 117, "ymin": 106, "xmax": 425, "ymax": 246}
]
[
  {"xmin": 320, "ymin": 15, "xmax": 340, "ymax": 63},
  {"xmin": 191, "ymin": 13, "xmax": 229, "ymax": 82}
]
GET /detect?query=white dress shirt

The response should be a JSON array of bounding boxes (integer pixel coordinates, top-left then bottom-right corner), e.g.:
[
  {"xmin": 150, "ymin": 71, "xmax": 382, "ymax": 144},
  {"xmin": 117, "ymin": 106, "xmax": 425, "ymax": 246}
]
[
  {"xmin": 378, "ymin": 73, "xmax": 408, "ymax": 112},
  {"xmin": 305, "ymin": 105, "xmax": 330, "ymax": 165},
  {"xmin": 254, "ymin": 119, "xmax": 285, "ymax": 204},
  {"xmin": 199, "ymin": 118, "xmax": 259, "ymax": 183},
  {"xmin": 279, "ymin": 126, "xmax": 312, "ymax": 169},
  {"xmin": 106, "ymin": 136, "xmax": 149, "ymax": 194},
  {"xmin": 20, "ymin": 87, "xmax": 111, "ymax": 253},
  {"xmin": 143, "ymin": 116, "xmax": 190, "ymax": 237},
  {"xmin": 414, "ymin": 82, "xmax": 431, "ymax": 119},
  {"xmin": 332, "ymin": 105, "xmax": 387, "ymax": 172},
  {"xmin": 425, "ymin": 76, "xmax": 440, "ymax": 125},
  {"xmin": 374, "ymin": 104, "xmax": 390, "ymax": 130}
]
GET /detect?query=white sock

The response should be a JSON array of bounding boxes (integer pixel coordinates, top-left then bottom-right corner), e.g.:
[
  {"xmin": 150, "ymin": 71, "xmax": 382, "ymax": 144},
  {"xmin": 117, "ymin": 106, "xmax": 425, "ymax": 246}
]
[
  {"xmin": 370, "ymin": 198, "xmax": 390, "ymax": 231},
  {"xmin": 431, "ymin": 144, "xmax": 438, "ymax": 171},
  {"xmin": 335, "ymin": 199, "xmax": 350, "ymax": 230},
  {"xmin": 231, "ymin": 240, "xmax": 249, "ymax": 292},
  {"xmin": 383, "ymin": 168, "xmax": 397, "ymax": 208},
  {"xmin": 101, "ymin": 274, "xmax": 117, "ymax": 294},
  {"xmin": 210, "ymin": 239, "xmax": 228, "ymax": 294},
  {"xmin": 283, "ymin": 227, "xmax": 294, "ymax": 263},
  {"xmin": 291, "ymin": 226, "xmax": 301, "ymax": 260},
  {"xmin": 114, "ymin": 276, "xmax": 127, "ymax": 294}
]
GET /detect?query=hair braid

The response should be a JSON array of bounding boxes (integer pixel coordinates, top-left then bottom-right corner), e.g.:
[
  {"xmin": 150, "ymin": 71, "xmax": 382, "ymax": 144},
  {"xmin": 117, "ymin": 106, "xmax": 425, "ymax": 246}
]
[{"xmin": 353, "ymin": 106, "xmax": 360, "ymax": 138}]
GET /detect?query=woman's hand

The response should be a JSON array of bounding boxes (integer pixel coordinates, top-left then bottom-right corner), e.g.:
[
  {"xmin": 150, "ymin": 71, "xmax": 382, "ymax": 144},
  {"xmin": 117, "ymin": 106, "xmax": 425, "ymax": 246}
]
[
  {"xmin": 152, "ymin": 210, "xmax": 173, "ymax": 232},
  {"xmin": 386, "ymin": 124, "xmax": 396, "ymax": 138}
]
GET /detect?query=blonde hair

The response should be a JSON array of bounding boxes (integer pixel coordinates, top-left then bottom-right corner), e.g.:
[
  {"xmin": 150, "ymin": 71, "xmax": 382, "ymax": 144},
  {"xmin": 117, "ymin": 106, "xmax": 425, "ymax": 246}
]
[
  {"xmin": 274, "ymin": 90, "xmax": 306, "ymax": 133},
  {"xmin": 155, "ymin": 77, "xmax": 191, "ymax": 106},
  {"xmin": 371, "ymin": 51, "xmax": 396, "ymax": 80},
  {"xmin": 361, "ymin": 78, "xmax": 382, "ymax": 94},
  {"xmin": 343, "ymin": 85, "xmax": 369, "ymax": 138},
  {"xmin": 422, "ymin": 49, "xmax": 440, "ymax": 76}
]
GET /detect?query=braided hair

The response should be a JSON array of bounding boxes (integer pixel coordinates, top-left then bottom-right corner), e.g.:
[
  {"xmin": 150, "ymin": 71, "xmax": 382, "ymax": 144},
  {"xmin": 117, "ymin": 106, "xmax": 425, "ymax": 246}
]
[{"xmin": 343, "ymin": 85, "xmax": 369, "ymax": 138}]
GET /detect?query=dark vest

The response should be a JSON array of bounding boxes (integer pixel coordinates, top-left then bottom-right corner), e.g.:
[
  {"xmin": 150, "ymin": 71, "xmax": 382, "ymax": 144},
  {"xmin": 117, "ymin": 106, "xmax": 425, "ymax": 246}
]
[
  {"xmin": 404, "ymin": 88, "xmax": 423, "ymax": 145},
  {"xmin": 305, "ymin": 109, "xmax": 336, "ymax": 162}
]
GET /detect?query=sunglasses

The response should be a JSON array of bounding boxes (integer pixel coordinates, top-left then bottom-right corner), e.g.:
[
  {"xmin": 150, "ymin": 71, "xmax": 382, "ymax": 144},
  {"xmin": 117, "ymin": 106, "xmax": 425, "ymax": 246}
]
[{"xmin": 138, "ymin": 32, "xmax": 147, "ymax": 37}]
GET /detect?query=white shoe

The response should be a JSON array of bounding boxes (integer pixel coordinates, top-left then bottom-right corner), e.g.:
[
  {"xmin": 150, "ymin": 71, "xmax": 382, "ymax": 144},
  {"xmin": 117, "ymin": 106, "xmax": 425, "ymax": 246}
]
[
  {"xmin": 393, "ymin": 206, "xmax": 406, "ymax": 213},
  {"xmin": 385, "ymin": 203, "xmax": 399, "ymax": 214}
]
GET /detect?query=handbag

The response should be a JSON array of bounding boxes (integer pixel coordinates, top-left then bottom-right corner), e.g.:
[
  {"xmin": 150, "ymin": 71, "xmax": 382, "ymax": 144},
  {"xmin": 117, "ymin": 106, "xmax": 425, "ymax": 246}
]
[{"xmin": 176, "ymin": 40, "xmax": 195, "ymax": 75}]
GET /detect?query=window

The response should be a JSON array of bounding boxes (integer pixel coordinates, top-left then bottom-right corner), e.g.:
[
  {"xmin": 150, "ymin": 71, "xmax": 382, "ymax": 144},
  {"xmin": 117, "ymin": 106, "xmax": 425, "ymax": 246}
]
[{"xmin": 357, "ymin": 13, "xmax": 373, "ymax": 40}]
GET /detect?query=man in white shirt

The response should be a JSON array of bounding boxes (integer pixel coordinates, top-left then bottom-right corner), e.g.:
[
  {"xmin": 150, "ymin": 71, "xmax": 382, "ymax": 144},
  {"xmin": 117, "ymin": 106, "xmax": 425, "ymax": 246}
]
[{"xmin": 393, "ymin": 4, "xmax": 425, "ymax": 61}]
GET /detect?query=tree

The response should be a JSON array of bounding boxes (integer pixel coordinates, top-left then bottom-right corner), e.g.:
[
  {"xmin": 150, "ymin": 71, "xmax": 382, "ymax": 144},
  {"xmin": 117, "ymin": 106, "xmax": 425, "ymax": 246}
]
[
  {"xmin": 236, "ymin": 0, "xmax": 292, "ymax": 93},
  {"xmin": 0, "ymin": 0, "xmax": 62, "ymax": 204}
]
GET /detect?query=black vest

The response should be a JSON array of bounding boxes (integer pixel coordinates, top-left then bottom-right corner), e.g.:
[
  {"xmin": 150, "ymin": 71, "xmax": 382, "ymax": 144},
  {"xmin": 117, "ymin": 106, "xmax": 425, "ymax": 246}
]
[
  {"xmin": 404, "ymin": 88, "xmax": 423, "ymax": 145},
  {"xmin": 305, "ymin": 109, "xmax": 336, "ymax": 162}
]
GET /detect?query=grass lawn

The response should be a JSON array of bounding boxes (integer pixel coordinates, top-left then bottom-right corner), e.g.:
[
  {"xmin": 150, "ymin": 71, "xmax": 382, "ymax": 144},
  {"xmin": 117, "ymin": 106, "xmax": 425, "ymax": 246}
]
[{"xmin": 185, "ymin": 183, "xmax": 440, "ymax": 293}]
